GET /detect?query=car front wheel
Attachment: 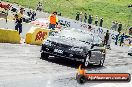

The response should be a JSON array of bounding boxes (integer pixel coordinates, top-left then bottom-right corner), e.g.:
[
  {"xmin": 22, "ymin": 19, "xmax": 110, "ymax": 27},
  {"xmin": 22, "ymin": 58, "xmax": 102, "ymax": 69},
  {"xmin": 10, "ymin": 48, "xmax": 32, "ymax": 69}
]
[
  {"xmin": 83, "ymin": 54, "xmax": 90, "ymax": 67},
  {"xmin": 99, "ymin": 59, "xmax": 104, "ymax": 67}
]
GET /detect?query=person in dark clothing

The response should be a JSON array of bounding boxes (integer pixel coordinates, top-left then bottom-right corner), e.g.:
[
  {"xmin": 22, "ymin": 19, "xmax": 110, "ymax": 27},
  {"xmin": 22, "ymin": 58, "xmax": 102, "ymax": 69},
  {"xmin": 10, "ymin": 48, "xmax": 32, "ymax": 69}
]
[
  {"xmin": 99, "ymin": 18, "xmax": 103, "ymax": 27},
  {"xmin": 118, "ymin": 22, "xmax": 122, "ymax": 33},
  {"xmin": 95, "ymin": 15, "xmax": 98, "ymax": 26},
  {"xmin": 104, "ymin": 30, "xmax": 110, "ymax": 46},
  {"xmin": 88, "ymin": 15, "xmax": 92, "ymax": 24},
  {"xmin": 84, "ymin": 13, "xmax": 87, "ymax": 23},
  {"xmin": 27, "ymin": 10, "xmax": 32, "ymax": 17},
  {"xmin": 14, "ymin": 8, "xmax": 24, "ymax": 34},
  {"xmin": 15, "ymin": 14, "xmax": 23, "ymax": 34},
  {"xmin": 120, "ymin": 33, "xmax": 125, "ymax": 46},
  {"xmin": 36, "ymin": 2, "xmax": 42, "ymax": 11},
  {"xmin": 129, "ymin": 39, "xmax": 132, "ymax": 45},
  {"xmin": 58, "ymin": 12, "xmax": 61, "ymax": 16},
  {"xmin": 11, "ymin": 7, "xmax": 17, "ymax": 12},
  {"xmin": 31, "ymin": 11, "xmax": 36, "ymax": 21},
  {"xmin": 76, "ymin": 12, "xmax": 80, "ymax": 21},
  {"xmin": 115, "ymin": 32, "xmax": 121, "ymax": 45}
]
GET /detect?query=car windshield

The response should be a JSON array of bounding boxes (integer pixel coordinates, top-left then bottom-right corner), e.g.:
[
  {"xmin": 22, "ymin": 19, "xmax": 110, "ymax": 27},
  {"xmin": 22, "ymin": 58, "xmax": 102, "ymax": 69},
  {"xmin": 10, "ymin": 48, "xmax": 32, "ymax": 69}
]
[
  {"xmin": 53, "ymin": 29, "xmax": 93, "ymax": 43},
  {"xmin": 93, "ymin": 35, "xmax": 102, "ymax": 44}
]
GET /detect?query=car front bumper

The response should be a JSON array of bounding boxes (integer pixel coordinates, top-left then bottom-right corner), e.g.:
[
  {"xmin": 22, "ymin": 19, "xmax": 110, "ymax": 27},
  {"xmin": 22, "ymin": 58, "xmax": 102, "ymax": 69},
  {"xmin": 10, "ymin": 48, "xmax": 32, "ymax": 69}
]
[
  {"xmin": 128, "ymin": 53, "xmax": 132, "ymax": 56},
  {"xmin": 128, "ymin": 49, "xmax": 132, "ymax": 56},
  {"xmin": 41, "ymin": 50, "xmax": 85, "ymax": 62}
]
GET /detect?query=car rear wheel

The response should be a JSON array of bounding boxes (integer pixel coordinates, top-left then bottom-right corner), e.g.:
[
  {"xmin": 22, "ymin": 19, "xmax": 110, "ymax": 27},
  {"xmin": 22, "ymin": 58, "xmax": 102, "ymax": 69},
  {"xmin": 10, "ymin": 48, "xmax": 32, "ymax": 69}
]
[{"xmin": 41, "ymin": 52, "xmax": 49, "ymax": 59}]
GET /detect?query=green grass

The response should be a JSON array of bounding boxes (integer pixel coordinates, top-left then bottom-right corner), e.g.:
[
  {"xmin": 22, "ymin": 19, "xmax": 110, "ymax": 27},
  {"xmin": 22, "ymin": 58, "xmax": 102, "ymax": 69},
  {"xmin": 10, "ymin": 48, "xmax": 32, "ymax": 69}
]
[{"xmin": 3, "ymin": 0, "xmax": 132, "ymax": 32}]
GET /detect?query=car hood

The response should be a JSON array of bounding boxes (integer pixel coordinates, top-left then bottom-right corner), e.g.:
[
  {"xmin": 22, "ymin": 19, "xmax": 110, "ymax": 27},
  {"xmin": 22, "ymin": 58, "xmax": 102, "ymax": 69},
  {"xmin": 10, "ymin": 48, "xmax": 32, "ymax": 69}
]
[{"xmin": 47, "ymin": 36, "xmax": 92, "ymax": 49}]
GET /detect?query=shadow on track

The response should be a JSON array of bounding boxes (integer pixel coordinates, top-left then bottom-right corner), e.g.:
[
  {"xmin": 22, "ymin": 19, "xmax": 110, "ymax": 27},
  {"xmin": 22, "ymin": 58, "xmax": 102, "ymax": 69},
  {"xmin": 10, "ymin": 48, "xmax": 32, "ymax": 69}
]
[{"xmin": 40, "ymin": 57, "xmax": 106, "ymax": 70}]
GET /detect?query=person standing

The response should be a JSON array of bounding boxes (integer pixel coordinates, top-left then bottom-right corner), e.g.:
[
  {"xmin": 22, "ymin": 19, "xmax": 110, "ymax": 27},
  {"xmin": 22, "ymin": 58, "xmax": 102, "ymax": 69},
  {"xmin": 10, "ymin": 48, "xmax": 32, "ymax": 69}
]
[
  {"xmin": 27, "ymin": 10, "xmax": 32, "ymax": 17},
  {"xmin": 118, "ymin": 22, "xmax": 122, "ymax": 33},
  {"xmin": 14, "ymin": 8, "xmax": 24, "ymax": 34},
  {"xmin": 114, "ymin": 21, "xmax": 118, "ymax": 31},
  {"xmin": 48, "ymin": 12, "xmax": 58, "ymax": 30},
  {"xmin": 104, "ymin": 30, "xmax": 110, "ymax": 46},
  {"xmin": 76, "ymin": 12, "xmax": 80, "ymax": 21},
  {"xmin": 58, "ymin": 12, "xmax": 61, "ymax": 16},
  {"xmin": 84, "ymin": 13, "xmax": 87, "ymax": 23},
  {"xmin": 95, "ymin": 15, "xmax": 98, "ymax": 26},
  {"xmin": 36, "ymin": 2, "xmax": 42, "ymax": 11},
  {"xmin": 107, "ymin": 33, "xmax": 112, "ymax": 50},
  {"xmin": 120, "ymin": 33, "xmax": 125, "ymax": 46},
  {"xmin": 115, "ymin": 32, "xmax": 121, "ymax": 45},
  {"xmin": 88, "ymin": 15, "xmax": 92, "ymax": 24},
  {"xmin": 110, "ymin": 21, "xmax": 115, "ymax": 30},
  {"xmin": 31, "ymin": 11, "xmax": 36, "ymax": 21},
  {"xmin": 79, "ymin": 12, "xmax": 83, "ymax": 22},
  {"xmin": 99, "ymin": 17, "xmax": 103, "ymax": 27}
]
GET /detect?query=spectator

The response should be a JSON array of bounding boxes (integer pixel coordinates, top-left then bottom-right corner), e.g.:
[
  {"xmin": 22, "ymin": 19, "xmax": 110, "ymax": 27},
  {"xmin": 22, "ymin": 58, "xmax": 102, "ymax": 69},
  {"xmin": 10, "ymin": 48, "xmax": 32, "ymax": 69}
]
[
  {"xmin": 48, "ymin": 11, "xmax": 58, "ymax": 30},
  {"xmin": 99, "ymin": 17, "xmax": 103, "ymax": 27},
  {"xmin": 107, "ymin": 33, "xmax": 112, "ymax": 50},
  {"xmin": 88, "ymin": 15, "xmax": 92, "ymax": 24},
  {"xmin": 110, "ymin": 21, "xmax": 115, "ymax": 30},
  {"xmin": 120, "ymin": 33, "xmax": 125, "ymax": 46},
  {"xmin": 31, "ymin": 11, "xmax": 36, "ymax": 21},
  {"xmin": 95, "ymin": 15, "xmax": 98, "ymax": 26},
  {"xmin": 104, "ymin": 30, "xmax": 110, "ymax": 46},
  {"xmin": 36, "ymin": 2, "xmax": 42, "ymax": 11},
  {"xmin": 88, "ymin": 25, "xmax": 92, "ymax": 30},
  {"xmin": 129, "ymin": 27, "xmax": 132, "ymax": 35},
  {"xmin": 84, "ymin": 13, "xmax": 87, "ymax": 23},
  {"xmin": 58, "ymin": 12, "xmax": 61, "ymax": 16},
  {"xmin": 27, "ymin": 10, "xmax": 32, "ymax": 17},
  {"xmin": 75, "ymin": 12, "xmax": 80, "ymax": 21},
  {"xmin": 115, "ymin": 32, "xmax": 121, "ymax": 45},
  {"xmin": 79, "ymin": 12, "xmax": 83, "ymax": 22},
  {"xmin": 14, "ymin": 8, "xmax": 24, "ymax": 34},
  {"xmin": 129, "ymin": 39, "xmax": 132, "ymax": 45},
  {"xmin": 11, "ymin": 7, "xmax": 17, "ymax": 13},
  {"xmin": 118, "ymin": 22, "xmax": 122, "ymax": 33},
  {"xmin": 114, "ymin": 21, "xmax": 118, "ymax": 31}
]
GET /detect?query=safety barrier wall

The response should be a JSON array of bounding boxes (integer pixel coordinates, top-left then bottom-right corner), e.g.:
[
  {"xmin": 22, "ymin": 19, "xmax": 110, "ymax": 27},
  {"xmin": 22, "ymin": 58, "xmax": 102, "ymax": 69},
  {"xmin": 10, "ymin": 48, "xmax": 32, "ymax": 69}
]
[
  {"xmin": 0, "ymin": 28, "xmax": 21, "ymax": 43},
  {"xmin": 25, "ymin": 27, "xmax": 50, "ymax": 45}
]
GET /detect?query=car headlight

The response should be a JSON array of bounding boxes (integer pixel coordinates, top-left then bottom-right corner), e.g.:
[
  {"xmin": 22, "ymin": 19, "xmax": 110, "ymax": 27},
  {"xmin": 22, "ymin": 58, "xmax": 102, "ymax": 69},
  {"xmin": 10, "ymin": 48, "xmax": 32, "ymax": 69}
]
[
  {"xmin": 69, "ymin": 47, "xmax": 83, "ymax": 52},
  {"xmin": 44, "ymin": 40, "xmax": 52, "ymax": 46}
]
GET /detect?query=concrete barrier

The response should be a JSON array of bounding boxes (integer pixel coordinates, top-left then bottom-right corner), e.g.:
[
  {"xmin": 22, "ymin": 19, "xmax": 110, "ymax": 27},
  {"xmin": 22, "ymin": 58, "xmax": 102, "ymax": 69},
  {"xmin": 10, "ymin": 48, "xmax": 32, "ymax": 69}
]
[
  {"xmin": 0, "ymin": 28, "xmax": 21, "ymax": 43},
  {"xmin": 25, "ymin": 27, "xmax": 50, "ymax": 45}
]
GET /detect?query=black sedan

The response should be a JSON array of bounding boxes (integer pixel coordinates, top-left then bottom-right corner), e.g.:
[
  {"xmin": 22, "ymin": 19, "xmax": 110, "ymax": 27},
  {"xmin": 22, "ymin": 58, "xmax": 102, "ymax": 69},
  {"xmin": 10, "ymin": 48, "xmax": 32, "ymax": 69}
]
[{"xmin": 40, "ymin": 28, "xmax": 106, "ymax": 67}]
